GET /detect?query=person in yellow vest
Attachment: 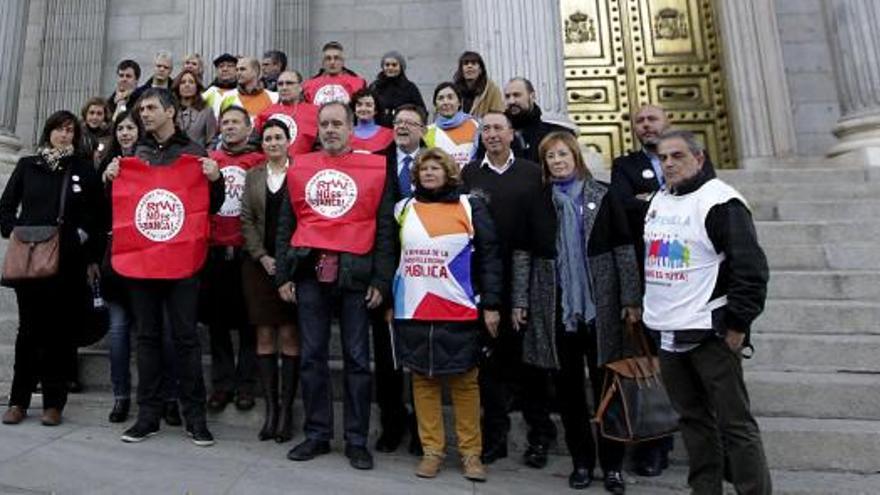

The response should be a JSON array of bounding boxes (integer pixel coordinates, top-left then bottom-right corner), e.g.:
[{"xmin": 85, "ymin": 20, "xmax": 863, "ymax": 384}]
[
  {"xmin": 211, "ymin": 57, "xmax": 279, "ymax": 123},
  {"xmin": 425, "ymin": 82, "xmax": 479, "ymax": 170},
  {"xmin": 202, "ymin": 53, "xmax": 239, "ymax": 117},
  {"xmin": 392, "ymin": 147, "xmax": 502, "ymax": 482}
]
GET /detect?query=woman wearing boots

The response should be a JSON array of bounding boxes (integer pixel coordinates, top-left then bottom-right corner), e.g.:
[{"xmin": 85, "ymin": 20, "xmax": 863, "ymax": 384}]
[{"xmin": 241, "ymin": 119, "xmax": 300, "ymax": 442}]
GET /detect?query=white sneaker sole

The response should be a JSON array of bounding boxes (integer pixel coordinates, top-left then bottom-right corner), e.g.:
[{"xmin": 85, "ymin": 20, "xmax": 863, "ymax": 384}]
[
  {"xmin": 186, "ymin": 430, "xmax": 215, "ymax": 447},
  {"xmin": 120, "ymin": 431, "xmax": 158, "ymax": 443}
]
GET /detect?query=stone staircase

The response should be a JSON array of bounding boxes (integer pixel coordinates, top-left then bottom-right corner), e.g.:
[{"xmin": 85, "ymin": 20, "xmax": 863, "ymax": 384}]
[{"xmin": 1, "ymin": 163, "xmax": 880, "ymax": 491}]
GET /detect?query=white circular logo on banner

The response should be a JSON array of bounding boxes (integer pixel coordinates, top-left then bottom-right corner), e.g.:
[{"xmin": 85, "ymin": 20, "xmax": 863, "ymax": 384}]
[
  {"xmin": 269, "ymin": 113, "xmax": 299, "ymax": 143},
  {"xmin": 219, "ymin": 165, "xmax": 247, "ymax": 217},
  {"xmin": 135, "ymin": 189, "xmax": 185, "ymax": 242},
  {"xmin": 305, "ymin": 169, "xmax": 358, "ymax": 218},
  {"xmin": 313, "ymin": 84, "xmax": 350, "ymax": 104}
]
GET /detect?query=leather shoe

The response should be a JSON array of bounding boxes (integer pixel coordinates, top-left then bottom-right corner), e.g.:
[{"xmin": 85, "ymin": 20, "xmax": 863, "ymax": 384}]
[
  {"xmin": 108, "ymin": 399, "xmax": 131, "ymax": 423},
  {"xmin": 480, "ymin": 442, "xmax": 508, "ymax": 465},
  {"xmin": 2, "ymin": 406, "xmax": 26, "ymax": 425},
  {"xmin": 523, "ymin": 443, "xmax": 549, "ymax": 469},
  {"xmin": 41, "ymin": 408, "xmax": 62, "ymax": 426},
  {"xmin": 235, "ymin": 391, "xmax": 256, "ymax": 411},
  {"xmin": 634, "ymin": 449, "xmax": 667, "ymax": 477},
  {"xmin": 604, "ymin": 470, "xmax": 626, "ymax": 494},
  {"xmin": 375, "ymin": 429, "xmax": 404, "ymax": 453},
  {"xmin": 287, "ymin": 439, "xmax": 331, "ymax": 461},
  {"xmin": 163, "ymin": 401, "xmax": 182, "ymax": 426},
  {"xmin": 345, "ymin": 444, "xmax": 374, "ymax": 470},
  {"xmin": 207, "ymin": 391, "xmax": 231, "ymax": 413},
  {"xmin": 568, "ymin": 466, "xmax": 592, "ymax": 490}
]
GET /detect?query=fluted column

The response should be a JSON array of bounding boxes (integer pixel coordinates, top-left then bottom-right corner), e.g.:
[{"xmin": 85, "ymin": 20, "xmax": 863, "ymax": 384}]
[
  {"xmin": 716, "ymin": 0, "xmax": 796, "ymax": 168},
  {"xmin": 0, "ymin": 0, "xmax": 30, "ymax": 168},
  {"xmin": 185, "ymin": 0, "xmax": 274, "ymax": 83},
  {"xmin": 462, "ymin": 0, "xmax": 573, "ymax": 127},
  {"xmin": 33, "ymin": 0, "xmax": 107, "ymax": 149},
  {"xmin": 824, "ymin": 0, "xmax": 880, "ymax": 166},
  {"xmin": 274, "ymin": 0, "xmax": 310, "ymax": 75}
]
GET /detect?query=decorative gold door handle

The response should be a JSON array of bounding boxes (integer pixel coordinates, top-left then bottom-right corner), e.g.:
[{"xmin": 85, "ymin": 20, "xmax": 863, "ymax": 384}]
[
  {"xmin": 660, "ymin": 87, "xmax": 698, "ymax": 100},
  {"xmin": 571, "ymin": 91, "xmax": 603, "ymax": 101}
]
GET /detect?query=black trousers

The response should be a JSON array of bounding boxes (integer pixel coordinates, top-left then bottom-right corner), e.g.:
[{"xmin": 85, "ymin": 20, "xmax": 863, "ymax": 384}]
[
  {"xmin": 9, "ymin": 283, "xmax": 74, "ymax": 411},
  {"xmin": 554, "ymin": 322, "xmax": 625, "ymax": 473},
  {"xmin": 369, "ymin": 305, "xmax": 409, "ymax": 434},
  {"xmin": 202, "ymin": 248, "xmax": 255, "ymax": 395},
  {"xmin": 660, "ymin": 337, "xmax": 772, "ymax": 495},
  {"xmin": 128, "ymin": 276, "xmax": 207, "ymax": 426},
  {"xmin": 479, "ymin": 313, "xmax": 557, "ymax": 448}
]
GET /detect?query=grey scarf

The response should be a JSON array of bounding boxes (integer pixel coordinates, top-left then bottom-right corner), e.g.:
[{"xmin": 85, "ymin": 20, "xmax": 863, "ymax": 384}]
[{"xmin": 552, "ymin": 179, "xmax": 596, "ymax": 332}]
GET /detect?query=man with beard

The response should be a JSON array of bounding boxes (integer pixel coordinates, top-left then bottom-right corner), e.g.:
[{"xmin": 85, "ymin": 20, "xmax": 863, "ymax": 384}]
[
  {"xmin": 502, "ymin": 77, "xmax": 575, "ymax": 162},
  {"xmin": 203, "ymin": 53, "xmax": 240, "ymax": 114}
]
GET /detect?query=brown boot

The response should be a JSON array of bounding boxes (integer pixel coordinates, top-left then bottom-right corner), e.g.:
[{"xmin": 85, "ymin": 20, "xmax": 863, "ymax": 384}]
[
  {"xmin": 415, "ymin": 452, "xmax": 444, "ymax": 478},
  {"xmin": 2, "ymin": 406, "xmax": 26, "ymax": 425},
  {"xmin": 462, "ymin": 454, "xmax": 487, "ymax": 482},
  {"xmin": 41, "ymin": 408, "xmax": 62, "ymax": 426}
]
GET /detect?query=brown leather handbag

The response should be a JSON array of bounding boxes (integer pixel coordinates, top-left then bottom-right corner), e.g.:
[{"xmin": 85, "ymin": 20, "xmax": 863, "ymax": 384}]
[
  {"xmin": 593, "ymin": 321, "xmax": 679, "ymax": 443},
  {"xmin": 1, "ymin": 167, "xmax": 72, "ymax": 287}
]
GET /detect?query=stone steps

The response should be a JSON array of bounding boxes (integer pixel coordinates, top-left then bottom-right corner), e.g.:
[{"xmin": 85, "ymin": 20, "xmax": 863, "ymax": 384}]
[
  {"xmin": 763, "ymin": 243, "xmax": 878, "ymax": 270},
  {"xmin": 768, "ymin": 270, "xmax": 880, "ymax": 301},
  {"xmin": 771, "ymin": 199, "xmax": 880, "ymax": 222},
  {"xmin": 748, "ymin": 333, "xmax": 880, "ymax": 373},
  {"xmin": 755, "ymin": 299, "xmax": 880, "ymax": 334},
  {"xmin": 735, "ymin": 181, "xmax": 880, "ymax": 202},
  {"xmin": 717, "ymin": 167, "xmax": 879, "ymax": 184},
  {"xmin": 745, "ymin": 370, "xmax": 880, "ymax": 421},
  {"xmin": 756, "ymin": 220, "xmax": 880, "ymax": 245}
]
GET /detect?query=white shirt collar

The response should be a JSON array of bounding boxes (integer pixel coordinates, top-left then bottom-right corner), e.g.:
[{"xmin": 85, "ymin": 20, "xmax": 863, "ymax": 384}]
[{"xmin": 480, "ymin": 150, "xmax": 515, "ymax": 175}]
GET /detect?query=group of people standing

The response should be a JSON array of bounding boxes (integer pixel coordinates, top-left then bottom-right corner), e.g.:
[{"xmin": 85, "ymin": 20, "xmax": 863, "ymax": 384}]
[{"xmin": 1, "ymin": 40, "xmax": 772, "ymax": 495}]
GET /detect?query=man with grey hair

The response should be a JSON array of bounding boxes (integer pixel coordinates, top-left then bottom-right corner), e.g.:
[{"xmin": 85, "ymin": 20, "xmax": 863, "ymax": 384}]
[
  {"xmin": 643, "ymin": 130, "xmax": 771, "ymax": 495},
  {"xmin": 261, "ymin": 50, "xmax": 287, "ymax": 91},
  {"xmin": 130, "ymin": 50, "xmax": 175, "ymax": 104}
]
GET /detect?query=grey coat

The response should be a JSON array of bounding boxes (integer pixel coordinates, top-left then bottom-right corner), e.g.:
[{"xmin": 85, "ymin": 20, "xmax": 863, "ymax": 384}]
[{"xmin": 514, "ymin": 179, "xmax": 641, "ymax": 369}]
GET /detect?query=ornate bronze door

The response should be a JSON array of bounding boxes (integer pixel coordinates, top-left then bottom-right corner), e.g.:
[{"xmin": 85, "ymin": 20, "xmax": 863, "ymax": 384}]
[{"xmin": 561, "ymin": 0, "xmax": 734, "ymax": 168}]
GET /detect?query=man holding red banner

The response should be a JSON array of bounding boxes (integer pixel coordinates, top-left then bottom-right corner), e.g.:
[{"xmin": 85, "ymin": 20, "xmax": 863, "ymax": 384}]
[
  {"xmin": 103, "ymin": 88, "xmax": 224, "ymax": 447},
  {"xmin": 276, "ymin": 101, "xmax": 395, "ymax": 470},
  {"xmin": 202, "ymin": 106, "xmax": 265, "ymax": 413}
]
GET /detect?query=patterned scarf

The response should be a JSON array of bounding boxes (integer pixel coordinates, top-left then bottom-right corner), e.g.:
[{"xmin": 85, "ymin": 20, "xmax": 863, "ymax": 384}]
[{"xmin": 37, "ymin": 146, "xmax": 73, "ymax": 171}]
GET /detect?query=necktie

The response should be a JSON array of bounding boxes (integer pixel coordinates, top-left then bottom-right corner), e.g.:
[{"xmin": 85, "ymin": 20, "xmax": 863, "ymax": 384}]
[{"xmin": 399, "ymin": 155, "xmax": 413, "ymax": 197}]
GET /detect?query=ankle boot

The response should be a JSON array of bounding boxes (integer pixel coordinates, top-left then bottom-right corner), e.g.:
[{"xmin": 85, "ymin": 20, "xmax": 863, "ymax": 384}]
[
  {"xmin": 256, "ymin": 355, "xmax": 279, "ymax": 441},
  {"xmin": 275, "ymin": 355, "xmax": 299, "ymax": 443}
]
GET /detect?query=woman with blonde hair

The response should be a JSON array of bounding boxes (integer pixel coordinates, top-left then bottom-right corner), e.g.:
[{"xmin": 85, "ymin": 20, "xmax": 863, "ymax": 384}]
[{"xmin": 392, "ymin": 147, "xmax": 502, "ymax": 482}]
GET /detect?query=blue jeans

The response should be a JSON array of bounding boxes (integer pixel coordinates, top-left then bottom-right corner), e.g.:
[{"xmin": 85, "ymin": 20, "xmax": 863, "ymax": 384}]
[
  {"xmin": 108, "ymin": 300, "xmax": 180, "ymax": 401},
  {"xmin": 296, "ymin": 278, "xmax": 372, "ymax": 446}
]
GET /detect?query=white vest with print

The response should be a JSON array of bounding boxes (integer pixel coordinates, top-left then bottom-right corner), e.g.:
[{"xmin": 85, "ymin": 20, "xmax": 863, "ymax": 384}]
[{"xmin": 642, "ymin": 178, "xmax": 747, "ymax": 331}]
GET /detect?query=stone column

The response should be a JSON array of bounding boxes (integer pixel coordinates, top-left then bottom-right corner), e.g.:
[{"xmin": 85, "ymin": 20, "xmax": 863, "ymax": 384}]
[
  {"xmin": 0, "ymin": 0, "xmax": 30, "ymax": 168},
  {"xmin": 33, "ymin": 0, "xmax": 108, "ymax": 147},
  {"xmin": 716, "ymin": 0, "xmax": 797, "ymax": 168},
  {"xmin": 185, "ymin": 0, "xmax": 274, "ymax": 83},
  {"xmin": 824, "ymin": 0, "xmax": 880, "ymax": 166},
  {"xmin": 274, "ymin": 0, "xmax": 310, "ymax": 75},
  {"xmin": 461, "ymin": 0, "xmax": 573, "ymax": 127}
]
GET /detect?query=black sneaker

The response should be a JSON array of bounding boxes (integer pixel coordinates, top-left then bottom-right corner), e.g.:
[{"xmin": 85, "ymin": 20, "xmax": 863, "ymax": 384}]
[
  {"xmin": 344, "ymin": 444, "xmax": 374, "ymax": 470},
  {"xmin": 186, "ymin": 422, "xmax": 215, "ymax": 447},
  {"xmin": 120, "ymin": 421, "xmax": 160, "ymax": 443},
  {"xmin": 604, "ymin": 470, "xmax": 626, "ymax": 494},
  {"xmin": 287, "ymin": 439, "xmax": 331, "ymax": 461}
]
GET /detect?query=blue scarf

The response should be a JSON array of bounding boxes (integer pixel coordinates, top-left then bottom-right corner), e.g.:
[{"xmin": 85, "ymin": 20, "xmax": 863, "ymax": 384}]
[
  {"xmin": 354, "ymin": 119, "xmax": 380, "ymax": 139},
  {"xmin": 552, "ymin": 177, "xmax": 596, "ymax": 332},
  {"xmin": 435, "ymin": 111, "xmax": 471, "ymax": 130}
]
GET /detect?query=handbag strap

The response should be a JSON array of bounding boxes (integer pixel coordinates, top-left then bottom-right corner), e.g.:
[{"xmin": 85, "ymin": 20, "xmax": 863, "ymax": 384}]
[
  {"xmin": 627, "ymin": 320, "xmax": 656, "ymax": 358},
  {"xmin": 56, "ymin": 165, "xmax": 74, "ymax": 225}
]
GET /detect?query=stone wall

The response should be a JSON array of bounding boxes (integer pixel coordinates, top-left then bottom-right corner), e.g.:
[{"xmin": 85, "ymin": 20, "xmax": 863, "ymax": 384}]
[{"xmin": 775, "ymin": 0, "xmax": 841, "ymax": 156}]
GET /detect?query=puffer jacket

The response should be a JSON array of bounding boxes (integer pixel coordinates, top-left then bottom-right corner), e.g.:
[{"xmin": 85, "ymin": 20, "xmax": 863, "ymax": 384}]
[{"xmin": 393, "ymin": 185, "xmax": 502, "ymax": 376}]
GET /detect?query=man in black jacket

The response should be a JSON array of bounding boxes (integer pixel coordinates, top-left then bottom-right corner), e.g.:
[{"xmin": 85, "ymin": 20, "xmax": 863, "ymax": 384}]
[
  {"xmin": 461, "ymin": 112, "xmax": 558, "ymax": 467},
  {"xmin": 276, "ymin": 102, "xmax": 396, "ymax": 471},
  {"xmin": 371, "ymin": 104, "xmax": 426, "ymax": 454},
  {"xmin": 103, "ymin": 88, "xmax": 225, "ymax": 447},
  {"xmin": 644, "ymin": 130, "xmax": 771, "ymax": 495}
]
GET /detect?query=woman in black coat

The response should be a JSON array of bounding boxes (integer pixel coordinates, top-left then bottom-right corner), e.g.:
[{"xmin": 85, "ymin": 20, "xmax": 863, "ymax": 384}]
[
  {"xmin": 369, "ymin": 51, "xmax": 426, "ymax": 126},
  {"xmin": 0, "ymin": 110, "xmax": 104, "ymax": 426},
  {"xmin": 392, "ymin": 147, "xmax": 501, "ymax": 482}
]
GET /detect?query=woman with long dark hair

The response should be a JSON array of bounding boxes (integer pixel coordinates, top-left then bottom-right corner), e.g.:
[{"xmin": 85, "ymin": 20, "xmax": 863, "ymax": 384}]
[
  {"xmin": 452, "ymin": 51, "xmax": 504, "ymax": 119},
  {"xmin": 0, "ymin": 111, "xmax": 104, "ymax": 426},
  {"xmin": 172, "ymin": 69, "xmax": 217, "ymax": 148}
]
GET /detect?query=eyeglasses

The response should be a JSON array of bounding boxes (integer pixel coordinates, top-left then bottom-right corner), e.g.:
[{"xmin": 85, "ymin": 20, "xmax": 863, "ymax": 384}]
[
  {"xmin": 393, "ymin": 119, "xmax": 423, "ymax": 128},
  {"xmin": 277, "ymin": 80, "xmax": 300, "ymax": 86}
]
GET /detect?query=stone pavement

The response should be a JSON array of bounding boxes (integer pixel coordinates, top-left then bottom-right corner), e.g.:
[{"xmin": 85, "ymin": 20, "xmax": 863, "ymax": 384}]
[{"xmin": 0, "ymin": 394, "xmax": 689, "ymax": 495}]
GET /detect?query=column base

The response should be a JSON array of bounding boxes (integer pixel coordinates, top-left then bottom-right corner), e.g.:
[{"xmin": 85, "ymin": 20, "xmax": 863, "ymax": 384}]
[
  {"xmin": 827, "ymin": 114, "xmax": 880, "ymax": 166},
  {"xmin": 0, "ymin": 132, "xmax": 23, "ymax": 169},
  {"xmin": 828, "ymin": 147, "xmax": 880, "ymax": 167}
]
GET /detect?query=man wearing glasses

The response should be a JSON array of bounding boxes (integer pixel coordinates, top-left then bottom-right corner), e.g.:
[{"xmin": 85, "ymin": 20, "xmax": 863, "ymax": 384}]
[
  {"xmin": 255, "ymin": 70, "xmax": 319, "ymax": 155},
  {"xmin": 302, "ymin": 41, "xmax": 367, "ymax": 105}
]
